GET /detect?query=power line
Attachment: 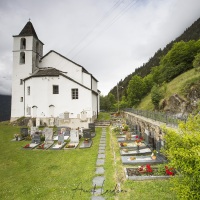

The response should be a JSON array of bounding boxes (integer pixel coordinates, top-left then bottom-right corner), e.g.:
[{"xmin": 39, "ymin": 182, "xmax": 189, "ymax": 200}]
[
  {"xmin": 71, "ymin": 0, "xmax": 138, "ymax": 59},
  {"xmin": 66, "ymin": 0, "xmax": 124, "ymax": 57}
]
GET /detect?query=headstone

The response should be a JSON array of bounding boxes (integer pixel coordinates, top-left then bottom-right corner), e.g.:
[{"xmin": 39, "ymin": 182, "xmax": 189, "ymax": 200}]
[
  {"xmin": 88, "ymin": 123, "xmax": 95, "ymax": 132},
  {"xmin": 83, "ymin": 129, "xmax": 92, "ymax": 140},
  {"xmin": 144, "ymin": 129, "xmax": 149, "ymax": 144},
  {"xmin": 20, "ymin": 128, "xmax": 28, "ymax": 138},
  {"xmin": 31, "ymin": 133, "xmax": 41, "ymax": 144},
  {"xmin": 44, "ymin": 128, "xmax": 53, "ymax": 142},
  {"xmin": 70, "ymin": 130, "xmax": 79, "ymax": 143},
  {"xmin": 58, "ymin": 133, "xmax": 64, "ymax": 145},
  {"xmin": 30, "ymin": 126, "xmax": 38, "ymax": 135}
]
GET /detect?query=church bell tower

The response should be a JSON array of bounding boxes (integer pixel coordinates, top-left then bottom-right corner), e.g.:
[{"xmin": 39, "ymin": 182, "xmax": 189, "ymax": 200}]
[{"xmin": 11, "ymin": 21, "xmax": 44, "ymax": 121}]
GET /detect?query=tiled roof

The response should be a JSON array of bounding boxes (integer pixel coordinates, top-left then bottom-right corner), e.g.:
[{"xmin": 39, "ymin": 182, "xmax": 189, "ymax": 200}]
[
  {"xmin": 30, "ymin": 68, "xmax": 61, "ymax": 77},
  {"xmin": 17, "ymin": 21, "xmax": 38, "ymax": 39}
]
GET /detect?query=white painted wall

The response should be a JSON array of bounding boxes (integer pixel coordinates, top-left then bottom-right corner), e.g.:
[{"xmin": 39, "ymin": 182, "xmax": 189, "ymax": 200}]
[{"xmin": 24, "ymin": 75, "xmax": 93, "ymax": 118}]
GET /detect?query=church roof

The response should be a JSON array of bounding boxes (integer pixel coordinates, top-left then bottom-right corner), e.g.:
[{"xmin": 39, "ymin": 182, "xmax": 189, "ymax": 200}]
[
  {"xmin": 17, "ymin": 21, "xmax": 38, "ymax": 39},
  {"xmin": 28, "ymin": 68, "xmax": 61, "ymax": 77}
]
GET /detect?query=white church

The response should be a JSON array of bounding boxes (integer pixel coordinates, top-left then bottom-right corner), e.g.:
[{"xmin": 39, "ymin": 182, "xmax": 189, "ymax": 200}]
[{"xmin": 11, "ymin": 21, "xmax": 100, "ymax": 128}]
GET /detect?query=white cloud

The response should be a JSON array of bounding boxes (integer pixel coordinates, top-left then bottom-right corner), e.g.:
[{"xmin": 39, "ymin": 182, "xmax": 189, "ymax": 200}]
[{"xmin": 0, "ymin": 0, "xmax": 200, "ymax": 95}]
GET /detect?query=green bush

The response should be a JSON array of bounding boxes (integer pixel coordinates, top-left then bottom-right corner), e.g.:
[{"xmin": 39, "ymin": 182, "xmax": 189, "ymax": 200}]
[{"xmin": 162, "ymin": 115, "xmax": 200, "ymax": 199}]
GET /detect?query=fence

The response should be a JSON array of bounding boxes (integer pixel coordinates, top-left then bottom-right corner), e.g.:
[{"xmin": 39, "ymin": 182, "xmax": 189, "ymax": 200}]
[{"xmin": 123, "ymin": 108, "xmax": 187, "ymax": 127}]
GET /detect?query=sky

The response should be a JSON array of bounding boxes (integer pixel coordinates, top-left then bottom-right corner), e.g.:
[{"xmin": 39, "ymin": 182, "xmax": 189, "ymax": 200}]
[{"xmin": 0, "ymin": 0, "xmax": 200, "ymax": 96}]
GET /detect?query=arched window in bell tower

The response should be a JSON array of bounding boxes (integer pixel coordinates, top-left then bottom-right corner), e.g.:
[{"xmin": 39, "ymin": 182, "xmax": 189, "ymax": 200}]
[
  {"xmin": 20, "ymin": 38, "xmax": 26, "ymax": 49},
  {"xmin": 20, "ymin": 52, "xmax": 25, "ymax": 64}
]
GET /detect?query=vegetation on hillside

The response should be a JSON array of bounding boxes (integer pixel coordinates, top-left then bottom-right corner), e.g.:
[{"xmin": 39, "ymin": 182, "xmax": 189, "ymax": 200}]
[{"xmin": 101, "ymin": 39, "xmax": 200, "ymax": 112}]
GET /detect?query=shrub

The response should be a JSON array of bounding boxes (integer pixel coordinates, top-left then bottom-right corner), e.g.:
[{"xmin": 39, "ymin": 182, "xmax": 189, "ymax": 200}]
[{"xmin": 162, "ymin": 114, "xmax": 200, "ymax": 199}]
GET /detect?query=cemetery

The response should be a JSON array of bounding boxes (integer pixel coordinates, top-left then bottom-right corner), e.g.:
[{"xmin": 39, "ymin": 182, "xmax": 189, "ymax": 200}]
[{"xmin": 3, "ymin": 112, "xmax": 198, "ymax": 199}]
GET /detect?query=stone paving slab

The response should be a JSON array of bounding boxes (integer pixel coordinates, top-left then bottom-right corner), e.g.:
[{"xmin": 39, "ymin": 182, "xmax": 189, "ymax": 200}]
[
  {"xmin": 95, "ymin": 167, "xmax": 104, "ymax": 174},
  {"xmin": 99, "ymin": 146, "xmax": 105, "ymax": 150},
  {"xmin": 91, "ymin": 195, "xmax": 105, "ymax": 200},
  {"xmin": 96, "ymin": 159, "xmax": 105, "ymax": 166},
  {"xmin": 92, "ymin": 176, "xmax": 105, "ymax": 187},
  {"xmin": 99, "ymin": 144, "xmax": 106, "ymax": 147},
  {"xmin": 98, "ymin": 149, "xmax": 105, "ymax": 154},
  {"xmin": 98, "ymin": 154, "xmax": 105, "ymax": 159},
  {"xmin": 91, "ymin": 188, "xmax": 103, "ymax": 196}
]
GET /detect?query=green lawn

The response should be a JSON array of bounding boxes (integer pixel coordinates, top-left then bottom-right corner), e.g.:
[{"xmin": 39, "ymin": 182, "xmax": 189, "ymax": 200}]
[{"xmin": 0, "ymin": 121, "xmax": 177, "ymax": 200}]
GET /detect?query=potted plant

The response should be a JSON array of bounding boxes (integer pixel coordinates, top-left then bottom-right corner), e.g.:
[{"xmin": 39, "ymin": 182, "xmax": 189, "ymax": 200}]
[{"xmin": 151, "ymin": 150, "xmax": 157, "ymax": 160}]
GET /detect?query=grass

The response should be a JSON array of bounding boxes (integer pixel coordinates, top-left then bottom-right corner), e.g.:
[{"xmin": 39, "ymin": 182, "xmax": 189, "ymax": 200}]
[
  {"xmin": 0, "ymin": 119, "xmax": 177, "ymax": 200},
  {"xmin": 137, "ymin": 68, "xmax": 200, "ymax": 110},
  {"xmin": 97, "ymin": 112, "xmax": 111, "ymax": 121}
]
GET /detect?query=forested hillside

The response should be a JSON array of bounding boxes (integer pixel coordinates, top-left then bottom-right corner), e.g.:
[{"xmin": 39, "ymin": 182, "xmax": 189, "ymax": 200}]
[
  {"xmin": 0, "ymin": 95, "xmax": 11, "ymax": 121},
  {"xmin": 109, "ymin": 17, "xmax": 200, "ymax": 99}
]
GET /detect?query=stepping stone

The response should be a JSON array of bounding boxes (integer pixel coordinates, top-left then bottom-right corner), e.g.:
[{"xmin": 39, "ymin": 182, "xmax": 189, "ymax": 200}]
[
  {"xmin": 99, "ymin": 144, "xmax": 106, "ymax": 147},
  {"xmin": 91, "ymin": 196, "xmax": 105, "ymax": 200},
  {"xmin": 95, "ymin": 167, "xmax": 104, "ymax": 174},
  {"xmin": 92, "ymin": 176, "xmax": 105, "ymax": 187},
  {"xmin": 100, "ymin": 141, "xmax": 106, "ymax": 144},
  {"xmin": 91, "ymin": 188, "xmax": 103, "ymax": 196},
  {"xmin": 100, "ymin": 138, "xmax": 106, "ymax": 141},
  {"xmin": 101, "ymin": 136, "xmax": 106, "ymax": 138},
  {"xmin": 98, "ymin": 154, "xmax": 105, "ymax": 159},
  {"xmin": 96, "ymin": 159, "xmax": 105, "ymax": 166},
  {"xmin": 99, "ymin": 146, "xmax": 105, "ymax": 150},
  {"xmin": 98, "ymin": 149, "xmax": 105, "ymax": 154}
]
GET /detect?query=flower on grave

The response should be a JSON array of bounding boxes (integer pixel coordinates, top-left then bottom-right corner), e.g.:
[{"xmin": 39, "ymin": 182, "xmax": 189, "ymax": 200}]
[
  {"xmin": 38, "ymin": 143, "xmax": 45, "ymax": 149},
  {"xmin": 165, "ymin": 166, "xmax": 174, "ymax": 176},
  {"xmin": 120, "ymin": 142, "xmax": 127, "ymax": 147},
  {"xmin": 135, "ymin": 136, "xmax": 143, "ymax": 146},
  {"xmin": 14, "ymin": 133, "xmax": 20, "ymax": 138},
  {"xmin": 138, "ymin": 164, "xmax": 153, "ymax": 173},
  {"xmin": 24, "ymin": 144, "xmax": 30, "ymax": 148}
]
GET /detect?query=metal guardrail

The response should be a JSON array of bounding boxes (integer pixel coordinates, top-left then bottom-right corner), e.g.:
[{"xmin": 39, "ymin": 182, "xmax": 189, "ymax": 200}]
[{"xmin": 123, "ymin": 108, "xmax": 187, "ymax": 127}]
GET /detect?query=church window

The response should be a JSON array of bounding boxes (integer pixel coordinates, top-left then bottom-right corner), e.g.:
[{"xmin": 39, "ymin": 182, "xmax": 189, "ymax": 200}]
[
  {"xmin": 20, "ymin": 97, "xmax": 23, "ymax": 102},
  {"xmin": 27, "ymin": 86, "xmax": 30, "ymax": 95},
  {"xmin": 26, "ymin": 107, "xmax": 31, "ymax": 115},
  {"xmin": 53, "ymin": 85, "xmax": 59, "ymax": 94},
  {"xmin": 20, "ymin": 38, "xmax": 26, "ymax": 49},
  {"xmin": 20, "ymin": 52, "xmax": 25, "ymax": 64},
  {"xmin": 20, "ymin": 79, "xmax": 23, "ymax": 85},
  {"xmin": 72, "ymin": 88, "xmax": 78, "ymax": 99}
]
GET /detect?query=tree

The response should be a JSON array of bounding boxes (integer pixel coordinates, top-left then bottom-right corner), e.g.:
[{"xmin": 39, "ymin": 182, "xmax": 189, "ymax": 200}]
[
  {"xmin": 127, "ymin": 75, "xmax": 144, "ymax": 107},
  {"xmin": 193, "ymin": 52, "xmax": 200, "ymax": 68},
  {"xmin": 151, "ymin": 84, "xmax": 164, "ymax": 110},
  {"xmin": 163, "ymin": 115, "xmax": 200, "ymax": 199}
]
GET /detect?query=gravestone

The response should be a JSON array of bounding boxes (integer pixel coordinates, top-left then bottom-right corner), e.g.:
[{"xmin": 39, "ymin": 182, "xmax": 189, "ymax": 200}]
[
  {"xmin": 44, "ymin": 128, "xmax": 53, "ymax": 141},
  {"xmin": 144, "ymin": 129, "xmax": 149, "ymax": 145},
  {"xmin": 88, "ymin": 123, "xmax": 95, "ymax": 132},
  {"xmin": 20, "ymin": 128, "xmax": 28, "ymax": 138},
  {"xmin": 57, "ymin": 127, "xmax": 70, "ymax": 136},
  {"xmin": 83, "ymin": 129, "xmax": 92, "ymax": 140},
  {"xmin": 31, "ymin": 133, "xmax": 41, "ymax": 144},
  {"xmin": 70, "ymin": 130, "xmax": 79, "ymax": 143},
  {"xmin": 58, "ymin": 133, "xmax": 64, "ymax": 145},
  {"xmin": 30, "ymin": 127, "xmax": 38, "ymax": 135}
]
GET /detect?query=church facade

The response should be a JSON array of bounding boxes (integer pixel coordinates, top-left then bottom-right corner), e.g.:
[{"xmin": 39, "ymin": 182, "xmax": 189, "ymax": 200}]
[{"xmin": 11, "ymin": 21, "xmax": 100, "ymax": 128}]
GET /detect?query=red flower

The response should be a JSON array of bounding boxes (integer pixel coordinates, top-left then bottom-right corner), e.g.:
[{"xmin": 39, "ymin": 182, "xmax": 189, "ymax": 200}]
[
  {"xmin": 146, "ymin": 164, "xmax": 153, "ymax": 173},
  {"xmin": 165, "ymin": 166, "xmax": 174, "ymax": 176}
]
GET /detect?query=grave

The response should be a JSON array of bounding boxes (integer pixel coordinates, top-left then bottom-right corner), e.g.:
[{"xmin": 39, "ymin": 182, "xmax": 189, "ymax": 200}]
[
  {"xmin": 36, "ymin": 117, "xmax": 40, "ymax": 127},
  {"xmin": 50, "ymin": 132, "xmax": 66, "ymax": 150},
  {"xmin": 64, "ymin": 130, "xmax": 79, "ymax": 149},
  {"xmin": 119, "ymin": 141, "xmax": 147, "ymax": 149},
  {"xmin": 37, "ymin": 128, "xmax": 54, "ymax": 150},
  {"xmin": 124, "ymin": 167, "xmax": 174, "ymax": 181},
  {"xmin": 121, "ymin": 155, "xmax": 167, "ymax": 165},
  {"xmin": 79, "ymin": 128, "xmax": 93, "ymax": 148},
  {"xmin": 30, "ymin": 126, "xmax": 39, "ymax": 135},
  {"xmin": 120, "ymin": 147, "xmax": 152, "ymax": 156},
  {"xmin": 53, "ymin": 127, "xmax": 70, "ymax": 141},
  {"xmin": 22, "ymin": 132, "xmax": 41, "ymax": 150}
]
